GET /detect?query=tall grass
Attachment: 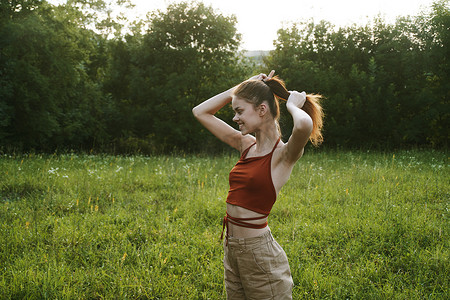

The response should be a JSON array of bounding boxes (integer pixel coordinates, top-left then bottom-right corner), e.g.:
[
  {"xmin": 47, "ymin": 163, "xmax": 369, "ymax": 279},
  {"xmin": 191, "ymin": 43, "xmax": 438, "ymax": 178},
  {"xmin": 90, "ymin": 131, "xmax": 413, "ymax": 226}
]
[{"xmin": 0, "ymin": 149, "xmax": 448, "ymax": 299}]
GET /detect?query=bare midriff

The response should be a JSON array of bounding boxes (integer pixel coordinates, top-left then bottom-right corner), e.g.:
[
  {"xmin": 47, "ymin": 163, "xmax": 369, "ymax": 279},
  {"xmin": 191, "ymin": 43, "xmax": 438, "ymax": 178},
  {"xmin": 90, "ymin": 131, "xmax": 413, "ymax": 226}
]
[{"xmin": 225, "ymin": 203, "xmax": 270, "ymax": 238}]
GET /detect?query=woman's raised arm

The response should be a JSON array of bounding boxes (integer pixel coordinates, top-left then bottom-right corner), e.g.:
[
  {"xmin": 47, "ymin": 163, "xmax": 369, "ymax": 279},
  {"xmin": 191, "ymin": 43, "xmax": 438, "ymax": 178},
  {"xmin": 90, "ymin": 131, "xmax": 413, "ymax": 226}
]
[
  {"xmin": 282, "ymin": 91, "xmax": 314, "ymax": 163},
  {"xmin": 192, "ymin": 87, "xmax": 245, "ymax": 151}
]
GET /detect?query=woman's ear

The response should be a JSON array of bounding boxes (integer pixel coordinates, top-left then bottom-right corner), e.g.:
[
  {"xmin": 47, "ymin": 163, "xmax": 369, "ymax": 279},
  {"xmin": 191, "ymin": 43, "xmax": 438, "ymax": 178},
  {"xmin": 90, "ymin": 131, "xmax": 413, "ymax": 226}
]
[{"xmin": 258, "ymin": 103, "xmax": 269, "ymax": 117}]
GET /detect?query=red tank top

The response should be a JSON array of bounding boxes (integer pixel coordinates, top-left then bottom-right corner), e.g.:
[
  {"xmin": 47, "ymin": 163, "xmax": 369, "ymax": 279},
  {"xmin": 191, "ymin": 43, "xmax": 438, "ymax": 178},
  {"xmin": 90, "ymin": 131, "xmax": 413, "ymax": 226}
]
[{"xmin": 226, "ymin": 138, "xmax": 281, "ymax": 214}]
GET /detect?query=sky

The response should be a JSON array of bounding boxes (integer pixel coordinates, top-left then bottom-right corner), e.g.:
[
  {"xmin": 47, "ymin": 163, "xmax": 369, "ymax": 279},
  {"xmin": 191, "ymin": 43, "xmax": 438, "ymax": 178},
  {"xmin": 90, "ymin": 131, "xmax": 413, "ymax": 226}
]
[
  {"xmin": 49, "ymin": 0, "xmax": 438, "ymax": 50},
  {"xmin": 130, "ymin": 0, "xmax": 436, "ymax": 50}
]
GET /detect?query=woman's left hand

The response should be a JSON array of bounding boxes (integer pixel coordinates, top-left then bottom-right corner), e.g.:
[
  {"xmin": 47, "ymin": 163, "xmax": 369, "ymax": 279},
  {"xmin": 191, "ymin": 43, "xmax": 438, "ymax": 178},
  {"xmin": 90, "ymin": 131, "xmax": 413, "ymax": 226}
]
[{"xmin": 287, "ymin": 91, "xmax": 307, "ymax": 109}]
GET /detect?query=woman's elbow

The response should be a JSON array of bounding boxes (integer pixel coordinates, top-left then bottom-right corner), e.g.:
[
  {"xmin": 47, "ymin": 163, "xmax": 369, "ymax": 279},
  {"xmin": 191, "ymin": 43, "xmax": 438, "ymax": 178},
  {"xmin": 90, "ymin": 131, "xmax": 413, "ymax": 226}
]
[
  {"xmin": 294, "ymin": 116, "xmax": 313, "ymax": 136},
  {"xmin": 192, "ymin": 106, "xmax": 201, "ymax": 119}
]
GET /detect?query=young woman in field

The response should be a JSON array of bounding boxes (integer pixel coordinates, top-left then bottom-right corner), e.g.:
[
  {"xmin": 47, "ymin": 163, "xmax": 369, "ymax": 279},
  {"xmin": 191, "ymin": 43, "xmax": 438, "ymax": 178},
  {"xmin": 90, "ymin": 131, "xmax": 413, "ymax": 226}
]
[{"xmin": 192, "ymin": 70, "xmax": 323, "ymax": 299}]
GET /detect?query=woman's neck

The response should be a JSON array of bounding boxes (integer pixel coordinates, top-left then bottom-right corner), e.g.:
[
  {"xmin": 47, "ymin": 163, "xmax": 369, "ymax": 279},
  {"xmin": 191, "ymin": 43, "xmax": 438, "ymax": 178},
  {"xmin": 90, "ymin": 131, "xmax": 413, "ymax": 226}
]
[{"xmin": 254, "ymin": 122, "xmax": 280, "ymax": 154}]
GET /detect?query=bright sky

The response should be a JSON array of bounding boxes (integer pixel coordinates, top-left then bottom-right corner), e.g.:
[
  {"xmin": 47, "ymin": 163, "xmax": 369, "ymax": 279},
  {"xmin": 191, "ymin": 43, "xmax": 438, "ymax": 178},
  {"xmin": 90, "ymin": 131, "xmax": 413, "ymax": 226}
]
[
  {"xmin": 49, "ymin": 0, "xmax": 438, "ymax": 50},
  {"xmin": 130, "ymin": 0, "xmax": 436, "ymax": 50}
]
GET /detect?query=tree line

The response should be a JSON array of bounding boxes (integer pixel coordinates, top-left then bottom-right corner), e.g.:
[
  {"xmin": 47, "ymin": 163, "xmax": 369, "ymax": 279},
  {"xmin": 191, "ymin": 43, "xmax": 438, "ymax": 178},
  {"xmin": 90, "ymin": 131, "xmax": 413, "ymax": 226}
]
[{"xmin": 1, "ymin": 0, "xmax": 448, "ymax": 153}]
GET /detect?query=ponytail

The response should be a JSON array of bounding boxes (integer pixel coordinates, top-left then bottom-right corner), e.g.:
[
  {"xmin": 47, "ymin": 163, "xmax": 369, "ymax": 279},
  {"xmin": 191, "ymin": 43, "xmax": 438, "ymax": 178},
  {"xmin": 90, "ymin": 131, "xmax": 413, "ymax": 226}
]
[{"xmin": 265, "ymin": 77, "xmax": 324, "ymax": 146}]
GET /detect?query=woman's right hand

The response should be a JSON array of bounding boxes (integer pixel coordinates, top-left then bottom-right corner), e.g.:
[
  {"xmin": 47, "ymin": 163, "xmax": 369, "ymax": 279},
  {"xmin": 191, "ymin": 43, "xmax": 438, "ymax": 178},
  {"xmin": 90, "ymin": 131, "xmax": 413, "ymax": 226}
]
[{"xmin": 248, "ymin": 70, "xmax": 275, "ymax": 82}]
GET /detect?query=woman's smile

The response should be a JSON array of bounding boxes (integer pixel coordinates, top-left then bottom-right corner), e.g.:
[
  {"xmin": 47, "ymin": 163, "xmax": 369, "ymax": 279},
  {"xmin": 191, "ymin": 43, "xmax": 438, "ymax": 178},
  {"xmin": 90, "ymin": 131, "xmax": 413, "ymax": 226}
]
[{"xmin": 232, "ymin": 96, "xmax": 260, "ymax": 134}]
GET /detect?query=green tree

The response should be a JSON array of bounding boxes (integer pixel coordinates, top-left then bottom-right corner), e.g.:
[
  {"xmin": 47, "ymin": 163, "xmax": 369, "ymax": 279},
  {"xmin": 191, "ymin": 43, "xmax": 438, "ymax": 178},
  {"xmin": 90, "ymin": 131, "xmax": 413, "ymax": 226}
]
[
  {"xmin": 0, "ymin": 0, "xmax": 111, "ymax": 150},
  {"xmin": 266, "ymin": 1, "xmax": 448, "ymax": 148},
  {"xmin": 419, "ymin": 0, "xmax": 449, "ymax": 146},
  {"xmin": 103, "ymin": 1, "xmax": 245, "ymax": 152}
]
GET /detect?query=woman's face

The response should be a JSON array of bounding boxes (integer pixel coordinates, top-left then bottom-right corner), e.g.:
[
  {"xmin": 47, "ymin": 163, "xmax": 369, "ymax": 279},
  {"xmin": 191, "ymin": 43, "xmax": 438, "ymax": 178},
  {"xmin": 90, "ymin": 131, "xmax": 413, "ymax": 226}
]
[{"xmin": 231, "ymin": 96, "xmax": 261, "ymax": 135}]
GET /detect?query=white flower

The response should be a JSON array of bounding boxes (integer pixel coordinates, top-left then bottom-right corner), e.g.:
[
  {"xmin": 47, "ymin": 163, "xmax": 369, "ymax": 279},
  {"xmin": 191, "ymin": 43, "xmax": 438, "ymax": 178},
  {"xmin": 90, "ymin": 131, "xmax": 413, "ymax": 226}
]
[{"xmin": 48, "ymin": 167, "xmax": 59, "ymax": 175}]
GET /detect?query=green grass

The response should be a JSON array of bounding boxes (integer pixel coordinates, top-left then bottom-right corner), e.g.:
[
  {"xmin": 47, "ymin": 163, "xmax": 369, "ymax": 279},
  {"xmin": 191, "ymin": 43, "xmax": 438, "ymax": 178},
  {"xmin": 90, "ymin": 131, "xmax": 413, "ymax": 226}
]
[{"xmin": 0, "ymin": 149, "xmax": 448, "ymax": 299}]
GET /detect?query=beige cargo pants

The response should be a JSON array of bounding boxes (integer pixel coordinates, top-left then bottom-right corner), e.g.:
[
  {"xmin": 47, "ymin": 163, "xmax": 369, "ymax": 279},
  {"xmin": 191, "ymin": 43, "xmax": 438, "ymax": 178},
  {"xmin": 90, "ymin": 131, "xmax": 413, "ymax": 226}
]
[{"xmin": 223, "ymin": 230, "xmax": 293, "ymax": 299}]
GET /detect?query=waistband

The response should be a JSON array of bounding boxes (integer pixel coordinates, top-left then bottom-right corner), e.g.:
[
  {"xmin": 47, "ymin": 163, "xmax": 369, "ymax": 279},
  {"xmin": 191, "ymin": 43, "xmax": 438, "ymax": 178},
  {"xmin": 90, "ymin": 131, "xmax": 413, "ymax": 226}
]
[{"xmin": 226, "ymin": 230, "xmax": 274, "ymax": 249}]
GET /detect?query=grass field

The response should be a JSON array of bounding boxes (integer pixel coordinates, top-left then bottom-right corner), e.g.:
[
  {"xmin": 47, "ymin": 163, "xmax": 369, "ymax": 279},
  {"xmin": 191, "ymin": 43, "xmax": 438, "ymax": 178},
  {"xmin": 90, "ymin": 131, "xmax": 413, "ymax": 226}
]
[{"xmin": 0, "ymin": 149, "xmax": 448, "ymax": 299}]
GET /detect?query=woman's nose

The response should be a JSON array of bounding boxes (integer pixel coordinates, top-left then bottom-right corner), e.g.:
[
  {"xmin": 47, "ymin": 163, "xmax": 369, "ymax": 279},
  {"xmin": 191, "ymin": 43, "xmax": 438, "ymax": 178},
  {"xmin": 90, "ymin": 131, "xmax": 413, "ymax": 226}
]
[{"xmin": 232, "ymin": 114, "xmax": 238, "ymax": 122}]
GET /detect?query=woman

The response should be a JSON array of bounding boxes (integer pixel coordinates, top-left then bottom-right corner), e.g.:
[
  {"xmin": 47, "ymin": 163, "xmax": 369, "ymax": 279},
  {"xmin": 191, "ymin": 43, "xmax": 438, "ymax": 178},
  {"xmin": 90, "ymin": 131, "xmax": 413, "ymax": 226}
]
[{"xmin": 192, "ymin": 70, "xmax": 323, "ymax": 299}]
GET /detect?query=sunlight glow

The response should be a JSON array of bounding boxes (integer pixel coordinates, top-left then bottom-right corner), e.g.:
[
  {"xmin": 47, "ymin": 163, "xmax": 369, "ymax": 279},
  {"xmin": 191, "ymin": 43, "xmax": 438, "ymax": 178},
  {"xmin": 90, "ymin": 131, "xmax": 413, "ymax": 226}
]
[
  {"xmin": 131, "ymin": 0, "xmax": 436, "ymax": 50},
  {"xmin": 49, "ymin": 0, "xmax": 437, "ymax": 50}
]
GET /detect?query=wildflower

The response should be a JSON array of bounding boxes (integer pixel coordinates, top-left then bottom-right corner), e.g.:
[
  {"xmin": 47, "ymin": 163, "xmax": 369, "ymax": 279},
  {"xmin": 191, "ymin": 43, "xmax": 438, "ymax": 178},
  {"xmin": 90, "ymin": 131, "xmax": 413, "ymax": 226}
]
[
  {"xmin": 122, "ymin": 253, "xmax": 127, "ymax": 262},
  {"xmin": 48, "ymin": 167, "xmax": 59, "ymax": 175},
  {"xmin": 25, "ymin": 221, "xmax": 30, "ymax": 229}
]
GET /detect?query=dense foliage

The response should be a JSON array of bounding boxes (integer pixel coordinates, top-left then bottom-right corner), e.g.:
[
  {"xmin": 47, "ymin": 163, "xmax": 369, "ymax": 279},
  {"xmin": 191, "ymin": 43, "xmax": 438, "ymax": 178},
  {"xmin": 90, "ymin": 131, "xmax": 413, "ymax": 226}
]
[
  {"xmin": 0, "ymin": 0, "xmax": 448, "ymax": 152},
  {"xmin": 266, "ymin": 0, "xmax": 449, "ymax": 148}
]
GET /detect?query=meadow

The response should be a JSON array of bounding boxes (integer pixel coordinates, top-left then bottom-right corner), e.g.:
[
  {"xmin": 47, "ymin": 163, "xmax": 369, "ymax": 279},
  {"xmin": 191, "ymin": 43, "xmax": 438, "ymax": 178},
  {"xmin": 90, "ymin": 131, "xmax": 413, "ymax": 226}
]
[{"xmin": 0, "ymin": 149, "xmax": 448, "ymax": 299}]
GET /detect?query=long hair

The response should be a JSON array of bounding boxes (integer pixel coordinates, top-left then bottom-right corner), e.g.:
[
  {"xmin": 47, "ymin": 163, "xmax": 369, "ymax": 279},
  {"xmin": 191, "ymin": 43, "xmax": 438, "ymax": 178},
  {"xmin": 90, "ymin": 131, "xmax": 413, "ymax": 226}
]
[{"xmin": 233, "ymin": 76, "xmax": 324, "ymax": 146}]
